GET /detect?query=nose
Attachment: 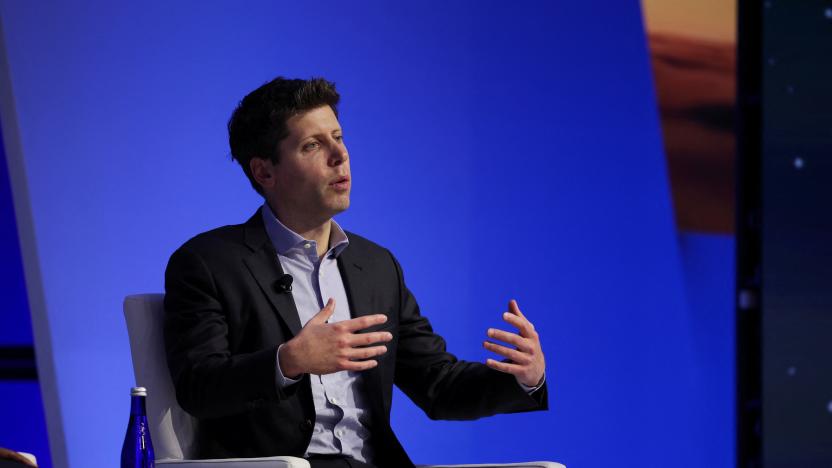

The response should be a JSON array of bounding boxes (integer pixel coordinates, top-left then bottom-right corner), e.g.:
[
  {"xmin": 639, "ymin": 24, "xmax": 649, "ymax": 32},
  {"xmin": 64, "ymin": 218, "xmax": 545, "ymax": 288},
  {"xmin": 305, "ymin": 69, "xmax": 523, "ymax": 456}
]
[{"xmin": 328, "ymin": 139, "xmax": 349, "ymax": 167}]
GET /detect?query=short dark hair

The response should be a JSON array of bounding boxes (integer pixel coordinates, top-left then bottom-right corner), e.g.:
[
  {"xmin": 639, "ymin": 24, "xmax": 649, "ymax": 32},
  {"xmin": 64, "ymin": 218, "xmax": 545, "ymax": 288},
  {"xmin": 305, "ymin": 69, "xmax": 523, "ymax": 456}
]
[{"xmin": 227, "ymin": 77, "xmax": 340, "ymax": 195}]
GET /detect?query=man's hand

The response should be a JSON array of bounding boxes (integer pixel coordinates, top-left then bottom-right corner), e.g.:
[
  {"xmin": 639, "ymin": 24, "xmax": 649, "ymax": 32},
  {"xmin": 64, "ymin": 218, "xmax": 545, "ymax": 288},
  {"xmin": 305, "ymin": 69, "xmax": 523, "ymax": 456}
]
[
  {"xmin": 483, "ymin": 299, "xmax": 546, "ymax": 388},
  {"xmin": 279, "ymin": 298, "xmax": 393, "ymax": 378}
]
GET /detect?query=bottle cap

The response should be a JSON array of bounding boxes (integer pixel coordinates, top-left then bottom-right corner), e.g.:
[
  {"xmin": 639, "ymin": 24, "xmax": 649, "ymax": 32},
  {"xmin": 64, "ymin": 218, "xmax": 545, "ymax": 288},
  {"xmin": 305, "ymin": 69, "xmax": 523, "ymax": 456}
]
[{"xmin": 131, "ymin": 387, "xmax": 147, "ymax": 397}]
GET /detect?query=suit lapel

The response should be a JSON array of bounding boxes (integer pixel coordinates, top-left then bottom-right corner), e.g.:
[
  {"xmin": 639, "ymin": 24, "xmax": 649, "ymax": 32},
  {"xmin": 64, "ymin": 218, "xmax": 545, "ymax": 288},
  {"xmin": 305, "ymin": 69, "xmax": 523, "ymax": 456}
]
[
  {"xmin": 337, "ymin": 240, "xmax": 371, "ymax": 320},
  {"xmin": 337, "ymin": 237, "xmax": 387, "ymax": 413},
  {"xmin": 242, "ymin": 210, "xmax": 303, "ymax": 336}
]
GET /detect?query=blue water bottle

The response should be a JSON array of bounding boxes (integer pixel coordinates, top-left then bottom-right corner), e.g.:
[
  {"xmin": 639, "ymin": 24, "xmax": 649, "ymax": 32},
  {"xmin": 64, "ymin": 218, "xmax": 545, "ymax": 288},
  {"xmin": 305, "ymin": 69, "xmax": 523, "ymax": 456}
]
[{"xmin": 121, "ymin": 386, "xmax": 155, "ymax": 468}]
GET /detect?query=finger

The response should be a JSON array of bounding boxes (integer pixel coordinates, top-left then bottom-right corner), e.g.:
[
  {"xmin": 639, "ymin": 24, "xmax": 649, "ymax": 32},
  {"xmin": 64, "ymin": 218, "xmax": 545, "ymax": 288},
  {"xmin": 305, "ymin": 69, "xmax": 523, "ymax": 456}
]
[
  {"xmin": 339, "ymin": 358, "xmax": 378, "ymax": 372},
  {"xmin": 485, "ymin": 358, "xmax": 524, "ymax": 375},
  {"xmin": 339, "ymin": 314, "xmax": 388, "ymax": 332},
  {"xmin": 343, "ymin": 344, "xmax": 388, "ymax": 360},
  {"xmin": 509, "ymin": 299, "xmax": 524, "ymax": 318},
  {"xmin": 502, "ymin": 312, "xmax": 536, "ymax": 338},
  {"xmin": 348, "ymin": 331, "xmax": 393, "ymax": 346},
  {"xmin": 483, "ymin": 341, "xmax": 532, "ymax": 365},
  {"xmin": 309, "ymin": 298, "xmax": 336, "ymax": 325},
  {"xmin": 487, "ymin": 328, "xmax": 531, "ymax": 351}
]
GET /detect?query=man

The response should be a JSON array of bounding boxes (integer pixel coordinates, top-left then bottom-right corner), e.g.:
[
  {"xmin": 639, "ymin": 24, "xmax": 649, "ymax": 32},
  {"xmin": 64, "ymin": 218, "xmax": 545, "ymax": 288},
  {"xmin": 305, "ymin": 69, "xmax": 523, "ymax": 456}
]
[{"xmin": 164, "ymin": 77, "xmax": 547, "ymax": 468}]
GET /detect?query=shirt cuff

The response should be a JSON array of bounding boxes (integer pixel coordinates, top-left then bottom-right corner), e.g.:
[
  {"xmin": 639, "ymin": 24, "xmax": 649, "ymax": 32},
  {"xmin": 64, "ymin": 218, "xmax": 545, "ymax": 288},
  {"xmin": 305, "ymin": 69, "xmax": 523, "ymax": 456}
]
[
  {"xmin": 516, "ymin": 373, "xmax": 545, "ymax": 394},
  {"xmin": 275, "ymin": 344, "xmax": 302, "ymax": 389}
]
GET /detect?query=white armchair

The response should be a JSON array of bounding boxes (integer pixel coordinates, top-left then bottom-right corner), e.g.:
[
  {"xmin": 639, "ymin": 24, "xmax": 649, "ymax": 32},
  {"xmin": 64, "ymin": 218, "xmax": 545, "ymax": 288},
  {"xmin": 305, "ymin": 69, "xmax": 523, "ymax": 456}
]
[{"xmin": 123, "ymin": 294, "xmax": 563, "ymax": 468}]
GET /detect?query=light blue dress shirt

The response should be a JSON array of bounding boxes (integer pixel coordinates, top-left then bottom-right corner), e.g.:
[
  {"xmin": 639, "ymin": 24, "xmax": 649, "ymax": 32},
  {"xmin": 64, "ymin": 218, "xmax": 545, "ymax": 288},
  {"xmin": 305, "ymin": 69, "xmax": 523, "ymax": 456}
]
[{"xmin": 262, "ymin": 204, "xmax": 375, "ymax": 463}]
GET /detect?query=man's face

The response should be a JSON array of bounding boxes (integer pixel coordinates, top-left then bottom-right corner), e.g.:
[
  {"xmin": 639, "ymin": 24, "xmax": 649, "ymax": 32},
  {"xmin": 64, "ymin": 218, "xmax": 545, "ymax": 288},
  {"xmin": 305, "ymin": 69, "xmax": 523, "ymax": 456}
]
[{"xmin": 270, "ymin": 105, "xmax": 351, "ymax": 223}]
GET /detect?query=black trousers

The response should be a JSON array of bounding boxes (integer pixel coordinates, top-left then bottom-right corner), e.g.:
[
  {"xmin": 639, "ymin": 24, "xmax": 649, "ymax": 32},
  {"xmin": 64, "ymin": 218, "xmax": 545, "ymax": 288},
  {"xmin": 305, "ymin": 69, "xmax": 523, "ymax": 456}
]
[{"xmin": 306, "ymin": 454, "xmax": 376, "ymax": 468}]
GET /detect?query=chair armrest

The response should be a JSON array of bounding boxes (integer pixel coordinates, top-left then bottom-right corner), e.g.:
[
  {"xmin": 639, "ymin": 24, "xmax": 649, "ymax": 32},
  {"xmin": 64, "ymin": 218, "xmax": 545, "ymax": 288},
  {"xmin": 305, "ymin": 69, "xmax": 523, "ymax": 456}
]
[
  {"xmin": 17, "ymin": 452, "xmax": 37, "ymax": 466},
  {"xmin": 418, "ymin": 462, "xmax": 565, "ymax": 468},
  {"xmin": 157, "ymin": 456, "xmax": 310, "ymax": 468}
]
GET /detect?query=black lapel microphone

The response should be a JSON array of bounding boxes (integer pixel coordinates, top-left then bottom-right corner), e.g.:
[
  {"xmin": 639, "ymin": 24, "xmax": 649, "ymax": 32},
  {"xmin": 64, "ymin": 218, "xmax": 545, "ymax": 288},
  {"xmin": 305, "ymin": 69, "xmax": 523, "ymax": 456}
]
[{"xmin": 274, "ymin": 274, "xmax": 293, "ymax": 293}]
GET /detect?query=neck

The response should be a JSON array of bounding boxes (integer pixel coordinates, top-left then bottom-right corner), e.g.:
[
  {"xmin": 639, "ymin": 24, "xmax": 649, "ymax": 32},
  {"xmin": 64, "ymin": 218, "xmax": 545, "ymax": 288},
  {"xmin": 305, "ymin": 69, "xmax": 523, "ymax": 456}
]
[{"xmin": 267, "ymin": 201, "xmax": 332, "ymax": 257}]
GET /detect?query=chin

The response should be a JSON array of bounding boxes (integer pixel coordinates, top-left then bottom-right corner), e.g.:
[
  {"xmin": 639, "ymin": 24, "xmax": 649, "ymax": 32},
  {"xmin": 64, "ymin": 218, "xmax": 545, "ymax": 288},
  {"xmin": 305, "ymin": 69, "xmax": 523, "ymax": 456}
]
[
  {"xmin": 333, "ymin": 202, "xmax": 350, "ymax": 214},
  {"xmin": 326, "ymin": 199, "xmax": 350, "ymax": 216}
]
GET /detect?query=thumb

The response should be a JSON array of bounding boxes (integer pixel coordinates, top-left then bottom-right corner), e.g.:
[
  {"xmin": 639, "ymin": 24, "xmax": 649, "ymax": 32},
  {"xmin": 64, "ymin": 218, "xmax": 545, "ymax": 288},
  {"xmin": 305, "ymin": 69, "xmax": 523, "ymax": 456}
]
[{"xmin": 310, "ymin": 298, "xmax": 336, "ymax": 324}]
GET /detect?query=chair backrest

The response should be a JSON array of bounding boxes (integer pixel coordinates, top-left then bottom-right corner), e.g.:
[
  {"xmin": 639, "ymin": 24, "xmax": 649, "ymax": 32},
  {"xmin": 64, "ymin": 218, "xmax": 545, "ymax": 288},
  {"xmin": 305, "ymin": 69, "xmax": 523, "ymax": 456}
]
[{"xmin": 123, "ymin": 293, "xmax": 198, "ymax": 461}]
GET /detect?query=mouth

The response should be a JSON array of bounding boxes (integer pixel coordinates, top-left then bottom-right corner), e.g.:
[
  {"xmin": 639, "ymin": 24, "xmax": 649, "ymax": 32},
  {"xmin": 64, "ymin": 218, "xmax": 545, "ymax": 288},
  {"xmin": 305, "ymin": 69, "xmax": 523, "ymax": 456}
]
[{"xmin": 329, "ymin": 175, "xmax": 350, "ymax": 191}]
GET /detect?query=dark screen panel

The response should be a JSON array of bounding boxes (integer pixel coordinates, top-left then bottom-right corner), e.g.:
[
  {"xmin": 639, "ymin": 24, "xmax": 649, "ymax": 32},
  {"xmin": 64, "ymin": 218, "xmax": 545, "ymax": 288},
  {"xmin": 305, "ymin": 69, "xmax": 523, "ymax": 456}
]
[{"xmin": 761, "ymin": 1, "xmax": 832, "ymax": 466}]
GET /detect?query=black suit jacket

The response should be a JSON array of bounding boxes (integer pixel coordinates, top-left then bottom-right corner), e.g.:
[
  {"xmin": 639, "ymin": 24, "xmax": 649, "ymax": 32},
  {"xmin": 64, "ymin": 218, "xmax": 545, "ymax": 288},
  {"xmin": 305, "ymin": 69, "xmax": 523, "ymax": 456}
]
[{"xmin": 164, "ymin": 209, "xmax": 547, "ymax": 468}]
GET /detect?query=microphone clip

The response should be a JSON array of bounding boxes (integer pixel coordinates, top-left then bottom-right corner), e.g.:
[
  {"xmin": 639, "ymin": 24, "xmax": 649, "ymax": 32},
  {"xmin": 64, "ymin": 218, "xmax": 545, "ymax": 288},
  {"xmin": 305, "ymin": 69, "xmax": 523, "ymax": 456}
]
[{"xmin": 274, "ymin": 274, "xmax": 293, "ymax": 293}]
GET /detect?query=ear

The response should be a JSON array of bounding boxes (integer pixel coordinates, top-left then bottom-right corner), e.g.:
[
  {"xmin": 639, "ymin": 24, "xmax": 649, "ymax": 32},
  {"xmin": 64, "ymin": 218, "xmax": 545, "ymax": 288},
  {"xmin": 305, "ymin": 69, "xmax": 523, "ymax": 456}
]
[{"xmin": 249, "ymin": 157, "xmax": 277, "ymax": 191}]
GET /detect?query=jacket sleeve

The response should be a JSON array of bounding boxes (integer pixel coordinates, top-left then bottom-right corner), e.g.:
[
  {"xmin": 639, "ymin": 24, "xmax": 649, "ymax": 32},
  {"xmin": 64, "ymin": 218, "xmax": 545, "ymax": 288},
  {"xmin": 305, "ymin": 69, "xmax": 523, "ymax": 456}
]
[
  {"xmin": 163, "ymin": 245, "xmax": 299, "ymax": 419},
  {"xmin": 388, "ymin": 251, "xmax": 547, "ymax": 420}
]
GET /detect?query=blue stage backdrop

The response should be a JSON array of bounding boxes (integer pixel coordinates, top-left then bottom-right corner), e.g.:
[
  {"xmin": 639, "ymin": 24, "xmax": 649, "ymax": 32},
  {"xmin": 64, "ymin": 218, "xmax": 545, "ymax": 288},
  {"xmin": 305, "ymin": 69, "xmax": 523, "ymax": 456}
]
[
  {"xmin": 0, "ymin": 75, "xmax": 51, "ymax": 467},
  {"xmin": 0, "ymin": 1, "xmax": 733, "ymax": 467}
]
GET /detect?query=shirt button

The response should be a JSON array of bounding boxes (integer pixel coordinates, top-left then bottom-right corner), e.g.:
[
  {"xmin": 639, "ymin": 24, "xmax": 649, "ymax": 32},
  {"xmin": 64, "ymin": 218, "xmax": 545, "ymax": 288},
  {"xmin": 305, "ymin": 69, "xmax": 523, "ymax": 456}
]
[
  {"xmin": 330, "ymin": 398, "xmax": 338, "ymax": 405},
  {"xmin": 304, "ymin": 243, "xmax": 311, "ymax": 249},
  {"xmin": 336, "ymin": 429, "xmax": 344, "ymax": 438}
]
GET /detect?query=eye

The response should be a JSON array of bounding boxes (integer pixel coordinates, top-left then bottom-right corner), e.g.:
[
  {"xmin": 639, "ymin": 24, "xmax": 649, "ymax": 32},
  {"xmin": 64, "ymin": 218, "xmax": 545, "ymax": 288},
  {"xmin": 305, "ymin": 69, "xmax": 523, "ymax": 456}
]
[
  {"xmin": 302, "ymin": 141, "xmax": 320, "ymax": 152},
  {"xmin": 333, "ymin": 134, "xmax": 343, "ymax": 142}
]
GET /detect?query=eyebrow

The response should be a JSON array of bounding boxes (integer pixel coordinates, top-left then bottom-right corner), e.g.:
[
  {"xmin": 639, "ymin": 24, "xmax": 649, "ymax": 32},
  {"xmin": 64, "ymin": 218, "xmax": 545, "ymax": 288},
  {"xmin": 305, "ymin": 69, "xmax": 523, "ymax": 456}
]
[{"xmin": 299, "ymin": 129, "xmax": 342, "ymax": 140}]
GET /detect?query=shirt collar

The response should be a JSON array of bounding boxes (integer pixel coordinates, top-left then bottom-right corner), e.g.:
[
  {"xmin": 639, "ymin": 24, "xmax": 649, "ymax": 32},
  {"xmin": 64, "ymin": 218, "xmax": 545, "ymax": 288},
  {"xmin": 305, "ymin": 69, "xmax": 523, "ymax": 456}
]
[{"xmin": 261, "ymin": 203, "xmax": 349, "ymax": 258}]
